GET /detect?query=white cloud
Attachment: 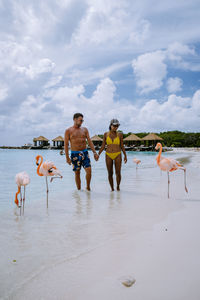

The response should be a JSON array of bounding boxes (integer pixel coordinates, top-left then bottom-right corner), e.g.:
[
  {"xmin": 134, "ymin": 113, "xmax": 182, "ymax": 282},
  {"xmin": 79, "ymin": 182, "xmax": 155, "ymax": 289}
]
[
  {"xmin": 131, "ymin": 42, "xmax": 199, "ymax": 94},
  {"xmin": 44, "ymin": 75, "xmax": 63, "ymax": 89},
  {"xmin": 0, "ymin": 0, "xmax": 200, "ymax": 145},
  {"xmin": 0, "ymin": 85, "xmax": 8, "ymax": 102},
  {"xmin": 167, "ymin": 42, "xmax": 195, "ymax": 61},
  {"xmin": 166, "ymin": 42, "xmax": 200, "ymax": 71},
  {"xmin": 70, "ymin": 0, "xmax": 150, "ymax": 47},
  {"xmin": 132, "ymin": 51, "xmax": 167, "ymax": 94},
  {"xmin": 166, "ymin": 77, "xmax": 183, "ymax": 93},
  {"xmin": 14, "ymin": 58, "xmax": 55, "ymax": 79},
  {"xmin": 3, "ymin": 78, "xmax": 200, "ymax": 146}
]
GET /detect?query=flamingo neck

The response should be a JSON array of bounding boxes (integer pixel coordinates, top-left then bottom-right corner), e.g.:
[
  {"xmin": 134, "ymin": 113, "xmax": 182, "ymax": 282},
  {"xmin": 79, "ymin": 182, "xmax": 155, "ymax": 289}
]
[
  {"xmin": 37, "ymin": 155, "xmax": 44, "ymax": 176},
  {"xmin": 156, "ymin": 145, "xmax": 162, "ymax": 165},
  {"xmin": 15, "ymin": 186, "xmax": 20, "ymax": 206}
]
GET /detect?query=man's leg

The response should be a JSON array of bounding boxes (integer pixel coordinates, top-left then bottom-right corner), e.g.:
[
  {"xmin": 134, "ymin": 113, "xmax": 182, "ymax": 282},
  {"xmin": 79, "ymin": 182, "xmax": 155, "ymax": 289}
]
[
  {"xmin": 84, "ymin": 167, "xmax": 91, "ymax": 191},
  {"xmin": 114, "ymin": 154, "xmax": 122, "ymax": 191},
  {"xmin": 75, "ymin": 170, "xmax": 81, "ymax": 190},
  {"xmin": 106, "ymin": 154, "xmax": 114, "ymax": 191}
]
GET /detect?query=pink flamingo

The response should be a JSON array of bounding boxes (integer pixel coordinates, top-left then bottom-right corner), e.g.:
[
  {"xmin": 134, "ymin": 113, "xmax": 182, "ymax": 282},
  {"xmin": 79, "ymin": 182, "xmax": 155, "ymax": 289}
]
[
  {"xmin": 36, "ymin": 155, "xmax": 62, "ymax": 208},
  {"xmin": 133, "ymin": 158, "xmax": 141, "ymax": 169},
  {"xmin": 155, "ymin": 143, "xmax": 188, "ymax": 198},
  {"xmin": 15, "ymin": 172, "xmax": 30, "ymax": 215}
]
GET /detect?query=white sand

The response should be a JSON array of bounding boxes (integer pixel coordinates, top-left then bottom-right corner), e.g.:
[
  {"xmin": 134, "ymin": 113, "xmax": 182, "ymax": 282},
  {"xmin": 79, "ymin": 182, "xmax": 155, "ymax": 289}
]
[{"xmin": 12, "ymin": 201, "xmax": 200, "ymax": 300}]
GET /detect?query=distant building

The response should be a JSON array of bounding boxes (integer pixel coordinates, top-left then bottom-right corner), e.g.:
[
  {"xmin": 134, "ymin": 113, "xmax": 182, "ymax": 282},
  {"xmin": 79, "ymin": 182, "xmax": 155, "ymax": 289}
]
[
  {"xmin": 52, "ymin": 136, "xmax": 64, "ymax": 148},
  {"xmin": 123, "ymin": 134, "xmax": 142, "ymax": 146},
  {"xmin": 33, "ymin": 136, "xmax": 49, "ymax": 147},
  {"xmin": 91, "ymin": 135, "xmax": 103, "ymax": 147},
  {"xmin": 142, "ymin": 133, "xmax": 163, "ymax": 147}
]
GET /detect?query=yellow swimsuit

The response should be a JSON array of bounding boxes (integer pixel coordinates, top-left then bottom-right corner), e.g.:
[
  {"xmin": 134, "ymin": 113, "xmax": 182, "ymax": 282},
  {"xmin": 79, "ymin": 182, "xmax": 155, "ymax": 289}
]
[{"xmin": 106, "ymin": 132, "xmax": 121, "ymax": 160}]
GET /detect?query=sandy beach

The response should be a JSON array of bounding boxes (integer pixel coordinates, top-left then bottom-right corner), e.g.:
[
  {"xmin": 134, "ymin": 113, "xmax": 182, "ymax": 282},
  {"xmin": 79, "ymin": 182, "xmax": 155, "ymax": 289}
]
[
  {"xmin": 13, "ymin": 200, "xmax": 200, "ymax": 300},
  {"xmin": 0, "ymin": 148, "xmax": 200, "ymax": 299}
]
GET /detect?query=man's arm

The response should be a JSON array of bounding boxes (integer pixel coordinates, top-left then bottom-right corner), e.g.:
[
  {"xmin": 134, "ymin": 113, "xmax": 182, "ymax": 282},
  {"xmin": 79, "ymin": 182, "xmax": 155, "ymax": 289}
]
[
  {"xmin": 64, "ymin": 129, "xmax": 71, "ymax": 165},
  {"xmin": 98, "ymin": 133, "xmax": 106, "ymax": 156},
  {"xmin": 85, "ymin": 128, "xmax": 99, "ymax": 161},
  {"xmin": 120, "ymin": 133, "xmax": 127, "ymax": 163}
]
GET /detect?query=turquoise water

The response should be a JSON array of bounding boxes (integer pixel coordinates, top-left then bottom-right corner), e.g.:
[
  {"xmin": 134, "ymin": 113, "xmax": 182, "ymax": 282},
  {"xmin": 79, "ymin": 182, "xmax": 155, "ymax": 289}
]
[
  {"xmin": 0, "ymin": 149, "xmax": 158, "ymax": 211},
  {"xmin": 0, "ymin": 149, "xmax": 198, "ymax": 299}
]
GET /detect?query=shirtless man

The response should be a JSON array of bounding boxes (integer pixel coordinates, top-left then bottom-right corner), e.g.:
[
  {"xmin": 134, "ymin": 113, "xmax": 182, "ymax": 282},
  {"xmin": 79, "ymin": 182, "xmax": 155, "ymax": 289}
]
[{"xmin": 64, "ymin": 113, "xmax": 99, "ymax": 191}]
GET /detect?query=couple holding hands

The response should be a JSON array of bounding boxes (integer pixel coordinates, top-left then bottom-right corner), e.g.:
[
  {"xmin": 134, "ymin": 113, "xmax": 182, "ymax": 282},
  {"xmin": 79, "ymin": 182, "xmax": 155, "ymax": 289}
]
[{"xmin": 64, "ymin": 113, "xmax": 127, "ymax": 191}]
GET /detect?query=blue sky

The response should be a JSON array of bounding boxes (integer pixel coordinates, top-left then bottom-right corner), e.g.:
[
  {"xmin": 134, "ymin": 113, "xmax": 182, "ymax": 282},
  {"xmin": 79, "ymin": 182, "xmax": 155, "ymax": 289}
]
[{"xmin": 0, "ymin": 0, "xmax": 200, "ymax": 145}]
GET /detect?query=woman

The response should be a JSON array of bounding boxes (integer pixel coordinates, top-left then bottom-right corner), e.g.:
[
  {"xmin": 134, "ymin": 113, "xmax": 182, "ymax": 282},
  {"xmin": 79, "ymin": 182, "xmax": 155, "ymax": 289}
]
[{"xmin": 98, "ymin": 119, "xmax": 127, "ymax": 191}]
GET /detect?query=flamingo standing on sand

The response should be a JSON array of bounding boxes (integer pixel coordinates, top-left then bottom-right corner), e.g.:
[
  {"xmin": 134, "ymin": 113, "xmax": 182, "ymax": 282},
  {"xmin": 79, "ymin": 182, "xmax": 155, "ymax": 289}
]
[
  {"xmin": 36, "ymin": 155, "xmax": 62, "ymax": 208},
  {"xmin": 155, "ymin": 143, "xmax": 188, "ymax": 198},
  {"xmin": 133, "ymin": 158, "xmax": 141, "ymax": 169},
  {"xmin": 15, "ymin": 172, "xmax": 30, "ymax": 215}
]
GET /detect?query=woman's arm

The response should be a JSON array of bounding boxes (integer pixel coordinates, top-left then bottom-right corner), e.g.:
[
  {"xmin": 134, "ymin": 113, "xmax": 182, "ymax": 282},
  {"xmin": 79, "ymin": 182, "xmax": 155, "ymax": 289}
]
[
  {"xmin": 120, "ymin": 133, "xmax": 127, "ymax": 163},
  {"xmin": 98, "ymin": 133, "xmax": 107, "ymax": 156},
  {"xmin": 85, "ymin": 128, "xmax": 99, "ymax": 161}
]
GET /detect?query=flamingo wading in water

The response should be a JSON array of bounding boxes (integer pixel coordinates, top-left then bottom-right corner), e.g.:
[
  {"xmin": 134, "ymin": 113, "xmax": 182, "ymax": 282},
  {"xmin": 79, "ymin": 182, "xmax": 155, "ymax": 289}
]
[
  {"xmin": 133, "ymin": 158, "xmax": 141, "ymax": 169},
  {"xmin": 15, "ymin": 172, "xmax": 30, "ymax": 215},
  {"xmin": 36, "ymin": 155, "xmax": 62, "ymax": 208},
  {"xmin": 155, "ymin": 143, "xmax": 188, "ymax": 198}
]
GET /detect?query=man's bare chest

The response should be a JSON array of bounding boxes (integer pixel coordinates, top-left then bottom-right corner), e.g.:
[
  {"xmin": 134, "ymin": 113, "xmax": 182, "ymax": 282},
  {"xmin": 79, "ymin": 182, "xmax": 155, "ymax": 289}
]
[{"xmin": 70, "ymin": 130, "xmax": 86, "ymax": 140}]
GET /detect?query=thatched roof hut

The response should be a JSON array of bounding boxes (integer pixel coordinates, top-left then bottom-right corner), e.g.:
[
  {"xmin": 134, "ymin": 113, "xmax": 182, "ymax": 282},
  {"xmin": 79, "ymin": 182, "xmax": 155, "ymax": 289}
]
[
  {"xmin": 52, "ymin": 136, "xmax": 64, "ymax": 148},
  {"xmin": 142, "ymin": 133, "xmax": 163, "ymax": 141},
  {"xmin": 90, "ymin": 135, "xmax": 103, "ymax": 147},
  {"xmin": 33, "ymin": 136, "xmax": 49, "ymax": 147},
  {"xmin": 33, "ymin": 136, "xmax": 49, "ymax": 142},
  {"xmin": 123, "ymin": 134, "xmax": 142, "ymax": 142},
  {"xmin": 52, "ymin": 136, "xmax": 64, "ymax": 142},
  {"xmin": 91, "ymin": 135, "xmax": 103, "ymax": 142},
  {"xmin": 142, "ymin": 133, "xmax": 163, "ymax": 147}
]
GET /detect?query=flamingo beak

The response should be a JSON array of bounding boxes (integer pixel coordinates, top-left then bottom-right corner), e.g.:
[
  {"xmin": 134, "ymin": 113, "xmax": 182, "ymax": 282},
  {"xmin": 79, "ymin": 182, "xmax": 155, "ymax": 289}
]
[{"xmin": 36, "ymin": 162, "xmax": 39, "ymax": 166}]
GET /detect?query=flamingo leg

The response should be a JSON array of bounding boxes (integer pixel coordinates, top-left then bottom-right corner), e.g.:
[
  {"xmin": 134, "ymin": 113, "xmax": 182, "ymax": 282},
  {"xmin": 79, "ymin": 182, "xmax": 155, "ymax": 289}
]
[
  {"xmin": 184, "ymin": 169, "xmax": 188, "ymax": 193},
  {"xmin": 23, "ymin": 186, "xmax": 25, "ymax": 215},
  {"xmin": 179, "ymin": 167, "xmax": 188, "ymax": 193},
  {"xmin": 50, "ymin": 175, "xmax": 63, "ymax": 182},
  {"xmin": 182, "ymin": 168, "xmax": 188, "ymax": 193},
  {"xmin": 46, "ymin": 176, "xmax": 49, "ymax": 209},
  {"xmin": 20, "ymin": 188, "xmax": 22, "ymax": 216},
  {"xmin": 167, "ymin": 172, "xmax": 170, "ymax": 198}
]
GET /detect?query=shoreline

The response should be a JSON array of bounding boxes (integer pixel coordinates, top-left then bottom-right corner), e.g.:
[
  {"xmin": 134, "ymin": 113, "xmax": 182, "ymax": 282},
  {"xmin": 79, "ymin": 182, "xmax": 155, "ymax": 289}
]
[{"xmin": 1, "ymin": 146, "xmax": 200, "ymax": 152}]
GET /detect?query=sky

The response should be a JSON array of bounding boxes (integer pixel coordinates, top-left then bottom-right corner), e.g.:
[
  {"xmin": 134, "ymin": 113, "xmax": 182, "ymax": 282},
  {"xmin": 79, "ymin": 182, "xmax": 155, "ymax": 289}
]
[{"xmin": 0, "ymin": 0, "xmax": 200, "ymax": 145}]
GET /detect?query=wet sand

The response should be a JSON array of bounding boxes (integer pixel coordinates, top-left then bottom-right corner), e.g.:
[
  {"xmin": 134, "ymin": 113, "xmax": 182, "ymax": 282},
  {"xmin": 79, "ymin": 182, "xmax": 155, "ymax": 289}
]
[{"xmin": 13, "ymin": 200, "xmax": 200, "ymax": 300}]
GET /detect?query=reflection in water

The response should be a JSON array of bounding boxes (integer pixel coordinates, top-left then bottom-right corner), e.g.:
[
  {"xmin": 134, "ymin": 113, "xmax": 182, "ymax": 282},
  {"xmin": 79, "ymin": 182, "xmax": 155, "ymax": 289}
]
[
  {"xmin": 109, "ymin": 191, "xmax": 121, "ymax": 210},
  {"xmin": 86, "ymin": 190, "xmax": 92, "ymax": 216},
  {"xmin": 116, "ymin": 191, "xmax": 121, "ymax": 204},
  {"xmin": 109, "ymin": 191, "xmax": 115, "ymax": 209},
  {"xmin": 73, "ymin": 190, "xmax": 82, "ymax": 216},
  {"xmin": 72, "ymin": 190, "xmax": 93, "ymax": 217}
]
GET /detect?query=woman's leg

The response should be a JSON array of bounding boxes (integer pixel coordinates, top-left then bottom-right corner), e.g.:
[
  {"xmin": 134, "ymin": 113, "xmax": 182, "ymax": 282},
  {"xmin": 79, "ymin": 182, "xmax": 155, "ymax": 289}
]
[
  {"xmin": 114, "ymin": 154, "xmax": 122, "ymax": 191},
  {"xmin": 106, "ymin": 154, "xmax": 114, "ymax": 191}
]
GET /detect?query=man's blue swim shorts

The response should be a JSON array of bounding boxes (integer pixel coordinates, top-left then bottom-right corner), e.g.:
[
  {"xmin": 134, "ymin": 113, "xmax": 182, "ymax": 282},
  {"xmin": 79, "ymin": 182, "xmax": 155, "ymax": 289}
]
[{"xmin": 71, "ymin": 149, "xmax": 91, "ymax": 171}]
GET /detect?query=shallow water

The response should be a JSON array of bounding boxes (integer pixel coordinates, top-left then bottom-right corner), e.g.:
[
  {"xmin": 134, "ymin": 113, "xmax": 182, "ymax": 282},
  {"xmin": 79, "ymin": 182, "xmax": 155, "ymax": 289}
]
[{"xmin": 0, "ymin": 149, "xmax": 199, "ymax": 299}]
